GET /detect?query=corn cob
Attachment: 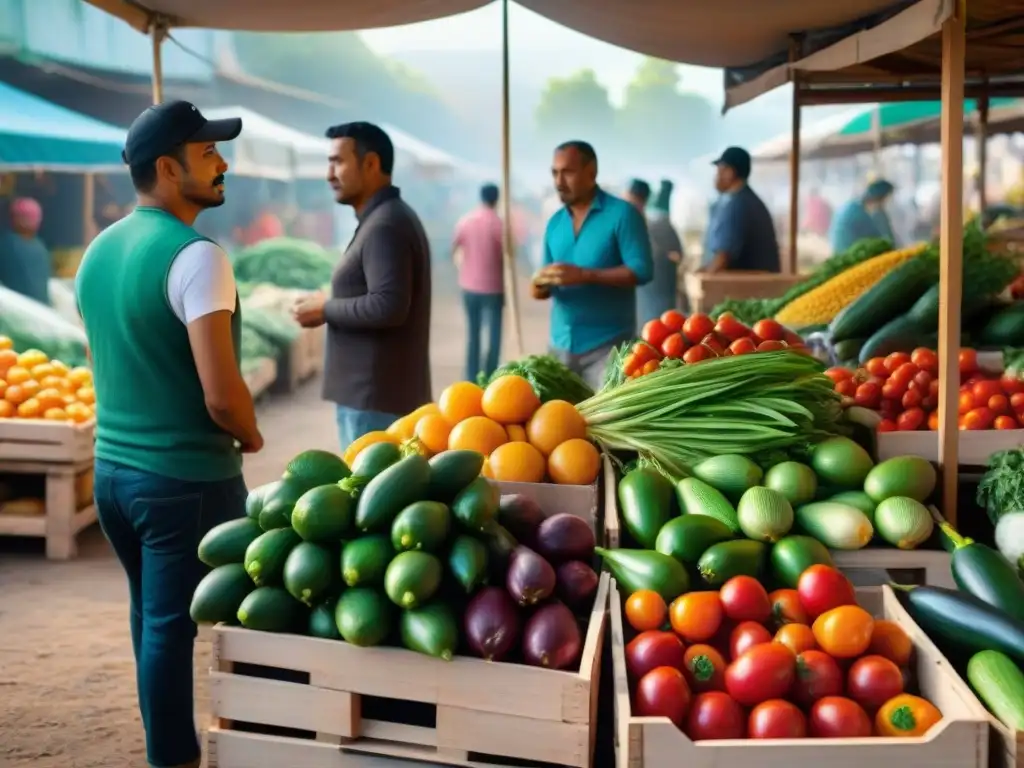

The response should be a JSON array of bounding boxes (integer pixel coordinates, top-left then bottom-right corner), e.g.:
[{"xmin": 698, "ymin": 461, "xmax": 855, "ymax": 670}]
[{"xmin": 775, "ymin": 243, "xmax": 927, "ymax": 328}]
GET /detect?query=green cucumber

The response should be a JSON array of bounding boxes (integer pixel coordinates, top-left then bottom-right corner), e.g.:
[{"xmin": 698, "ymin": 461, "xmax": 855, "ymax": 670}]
[
  {"xmin": 391, "ymin": 501, "xmax": 451, "ymax": 552},
  {"xmin": 979, "ymin": 302, "xmax": 1024, "ymax": 347},
  {"xmin": 857, "ymin": 315, "xmax": 928, "ymax": 366},
  {"xmin": 967, "ymin": 650, "xmax": 1024, "ymax": 730},
  {"xmin": 655, "ymin": 515, "xmax": 733, "ymax": 567},
  {"xmin": 355, "ymin": 455, "xmax": 431, "ymax": 532},
  {"xmin": 770, "ymin": 535, "xmax": 834, "ymax": 588},
  {"xmin": 335, "ymin": 588, "xmax": 393, "ymax": 646},
  {"xmin": 291, "ymin": 484, "xmax": 354, "ymax": 543},
  {"xmin": 384, "ymin": 551, "xmax": 443, "ymax": 608},
  {"xmin": 401, "ymin": 601, "xmax": 459, "ymax": 660},
  {"xmin": 595, "ymin": 547, "xmax": 690, "ymax": 602},
  {"xmin": 447, "ymin": 534, "xmax": 489, "ymax": 593},
  {"xmin": 794, "ymin": 502, "xmax": 873, "ymax": 550},
  {"xmin": 340, "ymin": 534, "xmax": 394, "ymax": 587},
  {"xmin": 244, "ymin": 527, "xmax": 302, "ymax": 586},
  {"xmin": 675, "ymin": 477, "xmax": 739, "ymax": 534},
  {"xmin": 257, "ymin": 476, "xmax": 309, "ymax": 530},
  {"xmin": 942, "ymin": 524, "xmax": 1024, "ymax": 622},
  {"xmin": 198, "ymin": 517, "xmax": 263, "ymax": 567},
  {"xmin": 282, "ymin": 542, "xmax": 335, "ymax": 606},
  {"xmin": 830, "ymin": 257, "xmax": 935, "ymax": 343},
  {"xmin": 283, "ymin": 449, "xmax": 351, "ymax": 488},
  {"xmin": 690, "ymin": 454, "xmax": 763, "ymax": 504},
  {"xmin": 832, "ymin": 337, "xmax": 867, "ymax": 363},
  {"xmin": 237, "ymin": 586, "xmax": 304, "ymax": 632},
  {"xmin": 451, "ymin": 476, "xmax": 500, "ymax": 532},
  {"xmin": 190, "ymin": 563, "xmax": 255, "ymax": 625},
  {"xmin": 618, "ymin": 468, "xmax": 676, "ymax": 549},
  {"xmin": 427, "ymin": 450, "xmax": 486, "ymax": 502},
  {"xmin": 696, "ymin": 539, "xmax": 767, "ymax": 587},
  {"xmin": 308, "ymin": 596, "xmax": 343, "ymax": 639},
  {"xmin": 340, "ymin": 442, "xmax": 402, "ymax": 496},
  {"xmin": 245, "ymin": 481, "xmax": 280, "ymax": 521},
  {"xmin": 736, "ymin": 486, "xmax": 794, "ymax": 543}
]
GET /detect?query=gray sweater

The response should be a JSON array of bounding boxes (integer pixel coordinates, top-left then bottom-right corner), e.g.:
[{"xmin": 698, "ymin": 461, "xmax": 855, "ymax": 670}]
[{"xmin": 322, "ymin": 186, "xmax": 432, "ymax": 415}]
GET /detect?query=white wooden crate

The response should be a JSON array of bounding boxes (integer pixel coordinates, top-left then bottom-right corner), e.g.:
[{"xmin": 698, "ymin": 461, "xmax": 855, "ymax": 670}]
[
  {"xmin": 0, "ymin": 419, "xmax": 94, "ymax": 463},
  {"xmin": 876, "ymin": 430, "xmax": 1024, "ymax": 466}
]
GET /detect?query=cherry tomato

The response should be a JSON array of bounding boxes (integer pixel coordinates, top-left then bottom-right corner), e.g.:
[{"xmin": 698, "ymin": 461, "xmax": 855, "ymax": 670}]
[
  {"xmin": 682, "ymin": 313, "xmax": 715, "ymax": 344},
  {"xmin": 768, "ymin": 588, "xmax": 809, "ymax": 628},
  {"xmin": 660, "ymin": 332, "xmax": 687, "ymax": 359},
  {"xmin": 641, "ymin": 319, "xmax": 670, "ymax": 349},
  {"xmin": 835, "ymin": 378, "xmax": 857, "ymax": 397},
  {"xmin": 881, "ymin": 379, "xmax": 908, "ymax": 400},
  {"xmin": 669, "ymin": 591, "xmax": 723, "ymax": 643},
  {"xmin": 854, "ymin": 381, "xmax": 882, "ymax": 409},
  {"xmin": 809, "ymin": 696, "xmax": 872, "ymax": 738},
  {"xmin": 791, "ymin": 650, "xmax": 844, "ymax": 706},
  {"xmin": 660, "ymin": 309, "xmax": 686, "ymax": 332},
  {"xmin": 700, "ymin": 333, "xmax": 726, "ymax": 355},
  {"xmin": 622, "ymin": 353, "xmax": 641, "ymax": 377},
  {"xmin": 714, "ymin": 313, "xmax": 752, "ymax": 342},
  {"xmin": 683, "ymin": 644, "xmax": 727, "ymax": 693},
  {"xmin": 912, "ymin": 369, "xmax": 933, "ymax": 391},
  {"xmin": 635, "ymin": 666, "xmax": 692, "ymax": 727},
  {"xmin": 910, "ymin": 347, "xmax": 938, "ymax": 373},
  {"xmin": 973, "ymin": 379, "xmax": 1004, "ymax": 404},
  {"xmin": 995, "ymin": 414, "xmax": 1018, "ymax": 430},
  {"xmin": 959, "ymin": 347, "xmax": 979, "ymax": 374},
  {"xmin": 625, "ymin": 631, "xmax": 688, "ymax": 679},
  {"xmin": 877, "ymin": 418, "xmax": 897, "ymax": 433},
  {"xmin": 929, "ymin": 378, "xmax": 940, "ymax": 397},
  {"xmin": 962, "ymin": 406, "xmax": 994, "ymax": 430},
  {"xmin": 774, "ymin": 623, "xmax": 817, "ymax": 655},
  {"xmin": 884, "ymin": 352, "xmax": 912, "ymax": 372},
  {"xmin": 846, "ymin": 655, "xmax": 904, "ymax": 712},
  {"xmin": 748, "ymin": 699, "xmax": 808, "ymax": 739},
  {"xmin": 782, "ymin": 328, "xmax": 804, "ymax": 346},
  {"xmin": 927, "ymin": 411, "xmax": 939, "ymax": 430},
  {"xmin": 896, "ymin": 407, "xmax": 926, "ymax": 431},
  {"xmin": 989, "ymin": 393, "xmax": 1011, "ymax": 414},
  {"xmin": 682, "ymin": 345, "xmax": 712, "ymax": 364},
  {"xmin": 1012, "ymin": 392, "xmax": 1024, "ymax": 412},
  {"xmin": 958, "ymin": 390, "xmax": 977, "ymax": 414},
  {"xmin": 752, "ymin": 319, "xmax": 785, "ymax": 342},
  {"xmin": 686, "ymin": 691, "xmax": 746, "ymax": 741},
  {"xmin": 901, "ymin": 388, "xmax": 923, "ymax": 409},
  {"xmin": 797, "ymin": 565, "xmax": 856, "ymax": 619},
  {"xmin": 865, "ymin": 357, "xmax": 889, "ymax": 378},
  {"xmin": 719, "ymin": 576, "xmax": 771, "ymax": 623},
  {"xmin": 824, "ymin": 366, "xmax": 853, "ymax": 383},
  {"xmin": 868, "ymin": 619, "xmax": 913, "ymax": 667},
  {"xmin": 730, "ymin": 621, "xmax": 773, "ymax": 659},
  {"xmin": 728, "ymin": 337, "xmax": 757, "ymax": 356},
  {"xmin": 812, "ymin": 605, "xmax": 875, "ymax": 658},
  {"xmin": 879, "ymin": 399, "xmax": 901, "ymax": 419},
  {"xmin": 639, "ymin": 359, "xmax": 658, "ymax": 375},
  {"xmin": 893, "ymin": 362, "xmax": 920, "ymax": 381},
  {"xmin": 1001, "ymin": 375, "xmax": 1024, "ymax": 395},
  {"xmin": 724, "ymin": 643, "xmax": 797, "ymax": 707},
  {"xmin": 921, "ymin": 394, "xmax": 938, "ymax": 411},
  {"xmin": 756, "ymin": 339, "xmax": 788, "ymax": 352},
  {"xmin": 632, "ymin": 341, "xmax": 661, "ymax": 364},
  {"xmin": 874, "ymin": 694, "xmax": 943, "ymax": 737},
  {"xmin": 625, "ymin": 589, "xmax": 669, "ymax": 632}
]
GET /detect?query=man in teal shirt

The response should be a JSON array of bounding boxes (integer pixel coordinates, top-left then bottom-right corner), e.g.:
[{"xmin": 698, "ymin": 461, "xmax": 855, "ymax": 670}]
[
  {"xmin": 533, "ymin": 141, "xmax": 653, "ymax": 389},
  {"xmin": 830, "ymin": 179, "xmax": 897, "ymax": 253},
  {"xmin": 76, "ymin": 101, "xmax": 262, "ymax": 768},
  {"xmin": 0, "ymin": 197, "xmax": 52, "ymax": 305}
]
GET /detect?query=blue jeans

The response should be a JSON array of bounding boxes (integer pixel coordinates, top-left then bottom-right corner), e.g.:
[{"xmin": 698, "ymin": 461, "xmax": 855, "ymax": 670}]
[
  {"xmin": 336, "ymin": 405, "xmax": 399, "ymax": 451},
  {"xmin": 93, "ymin": 458, "xmax": 247, "ymax": 768},
  {"xmin": 464, "ymin": 290, "xmax": 504, "ymax": 382}
]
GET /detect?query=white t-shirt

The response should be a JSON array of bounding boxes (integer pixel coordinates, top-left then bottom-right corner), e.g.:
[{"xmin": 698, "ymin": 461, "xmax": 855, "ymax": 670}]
[{"xmin": 166, "ymin": 241, "xmax": 237, "ymax": 324}]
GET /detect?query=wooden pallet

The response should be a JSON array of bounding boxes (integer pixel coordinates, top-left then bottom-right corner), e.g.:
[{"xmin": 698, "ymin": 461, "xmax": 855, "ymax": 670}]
[
  {"xmin": 610, "ymin": 581, "xmax": 989, "ymax": 768},
  {"xmin": 0, "ymin": 419, "xmax": 94, "ymax": 463},
  {"xmin": 0, "ymin": 459, "xmax": 96, "ymax": 559},
  {"xmin": 207, "ymin": 574, "xmax": 609, "ymax": 768}
]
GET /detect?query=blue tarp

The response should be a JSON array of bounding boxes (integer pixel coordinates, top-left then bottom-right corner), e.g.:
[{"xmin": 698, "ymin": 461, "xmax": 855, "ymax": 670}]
[{"xmin": 0, "ymin": 81, "xmax": 126, "ymax": 171}]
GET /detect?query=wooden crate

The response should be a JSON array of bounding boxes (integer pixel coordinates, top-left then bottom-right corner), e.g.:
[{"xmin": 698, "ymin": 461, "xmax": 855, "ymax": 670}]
[
  {"xmin": 0, "ymin": 419, "xmax": 94, "ymax": 463},
  {"xmin": 610, "ymin": 580, "xmax": 989, "ymax": 768},
  {"xmin": 206, "ymin": 574, "xmax": 609, "ymax": 768},
  {"xmin": 876, "ymin": 430, "xmax": 1024, "ymax": 466},
  {"xmin": 244, "ymin": 357, "xmax": 279, "ymax": 401},
  {"xmin": 684, "ymin": 272, "xmax": 805, "ymax": 315}
]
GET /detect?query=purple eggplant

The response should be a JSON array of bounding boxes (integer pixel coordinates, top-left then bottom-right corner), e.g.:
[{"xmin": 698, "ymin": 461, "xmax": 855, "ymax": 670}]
[
  {"xmin": 523, "ymin": 601, "xmax": 582, "ymax": 670},
  {"xmin": 535, "ymin": 513, "xmax": 595, "ymax": 564},
  {"xmin": 498, "ymin": 494, "xmax": 547, "ymax": 548},
  {"xmin": 464, "ymin": 587, "xmax": 522, "ymax": 662},
  {"xmin": 505, "ymin": 546, "xmax": 556, "ymax": 606},
  {"xmin": 555, "ymin": 561, "xmax": 599, "ymax": 609}
]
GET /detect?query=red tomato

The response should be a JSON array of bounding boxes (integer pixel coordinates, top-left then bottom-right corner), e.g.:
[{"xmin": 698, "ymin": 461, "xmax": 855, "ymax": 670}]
[
  {"xmin": 625, "ymin": 630, "xmax": 687, "ymax": 680},
  {"xmin": 632, "ymin": 341, "xmax": 661, "ymax": 364},
  {"xmin": 660, "ymin": 333, "xmax": 686, "ymax": 359},
  {"xmin": 929, "ymin": 378, "xmax": 940, "ymax": 397},
  {"xmin": 724, "ymin": 643, "xmax": 796, "ymax": 707},
  {"xmin": 797, "ymin": 565, "xmax": 856, "ymax": 619},
  {"xmin": 748, "ymin": 699, "xmax": 808, "ymax": 739},
  {"xmin": 973, "ymin": 379, "xmax": 1004, "ymax": 404},
  {"xmin": 1002, "ymin": 375, "xmax": 1024, "ymax": 395},
  {"xmin": 752, "ymin": 319, "xmax": 785, "ymax": 342},
  {"xmin": 660, "ymin": 309, "xmax": 686, "ymax": 332},
  {"xmin": 756, "ymin": 339, "xmax": 788, "ymax": 352},
  {"xmin": 912, "ymin": 370, "xmax": 934, "ymax": 391},
  {"xmin": 877, "ymin": 418, "xmax": 897, "ymax": 433},
  {"xmin": 878, "ymin": 399, "xmax": 901, "ymax": 419},
  {"xmin": 686, "ymin": 692, "xmax": 746, "ymax": 741},
  {"xmin": 714, "ymin": 313, "xmax": 752, "ymax": 342},
  {"xmin": 683, "ymin": 313, "xmax": 715, "ymax": 344},
  {"xmin": 682, "ymin": 345, "xmax": 712, "ymax": 364},
  {"xmin": 854, "ymin": 381, "xmax": 882, "ymax": 409},
  {"xmin": 893, "ymin": 362, "xmax": 920, "ymax": 381},
  {"xmin": 960, "ymin": 348, "xmax": 979, "ymax": 374},
  {"xmin": 641, "ymin": 359, "xmax": 660, "ymax": 375},
  {"xmin": 901, "ymin": 388, "xmax": 923, "ymax": 409},
  {"xmin": 634, "ymin": 666, "xmax": 692, "ymax": 727},
  {"xmin": 921, "ymin": 394, "xmax": 938, "ymax": 411},
  {"xmin": 884, "ymin": 352, "xmax": 912, "ymax": 372},
  {"xmin": 846, "ymin": 655, "xmax": 904, "ymax": 712},
  {"xmin": 730, "ymin": 621, "xmax": 773, "ymax": 659},
  {"xmin": 791, "ymin": 650, "xmax": 844, "ymax": 706},
  {"xmin": 896, "ymin": 407, "xmax": 926, "ymax": 431},
  {"xmin": 719, "ymin": 576, "xmax": 772, "ymax": 623},
  {"xmin": 835, "ymin": 378, "xmax": 857, "ymax": 397},
  {"xmin": 962, "ymin": 407, "xmax": 994, "ymax": 431},
  {"xmin": 910, "ymin": 348, "xmax": 938, "ymax": 373},
  {"xmin": 864, "ymin": 357, "xmax": 888, "ymax": 378},
  {"xmin": 824, "ymin": 367, "xmax": 853, "ymax": 383},
  {"xmin": 700, "ymin": 333, "xmax": 727, "ymax": 355},
  {"xmin": 958, "ymin": 390, "xmax": 977, "ymax": 414},
  {"xmin": 728, "ymin": 337, "xmax": 757, "ymax": 356},
  {"xmin": 768, "ymin": 588, "xmax": 809, "ymax": 628},
  {"xmin": 808, "ymin": 696, "xmax": 872, "ymax": 738},
  {"xmin": 989, "ymin": 393, "xmax": 1011, "ymax": 414},
  {"xmin": 881, "ymin": 379, "xmax": 907, "ymax": 400},
  {"xmin": 994, "ymin": 414, "xmax": 1017, "ymax": 429},
  {"xmin": 1012, "ymin": 392, "xmax": 1024, "ymax": 412},
  {"xmin": 641, "ymin": 319, "xmax": 671, "ymax": 349}
]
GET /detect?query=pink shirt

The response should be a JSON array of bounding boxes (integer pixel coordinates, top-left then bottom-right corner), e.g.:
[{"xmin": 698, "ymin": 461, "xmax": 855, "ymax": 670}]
[{"xmin": 454, "ymin": 206, "xmax": 504, "ymax": 294}]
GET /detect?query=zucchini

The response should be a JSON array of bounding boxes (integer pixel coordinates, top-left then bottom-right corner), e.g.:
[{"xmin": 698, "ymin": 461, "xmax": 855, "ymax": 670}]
[
  {"xmin": 830, "ymin": 258, "xmax": 936, "ymax": 342},
  {"xmin": 355, "ymin": 455, "xmax": 431, "ymax": 532},
  {"xmin": 941, "ymin": 524, "xmax": 1024, "ymax": 622},
  {"xmin": 857, "ymin": 314, "xmax": 930, "ymax": 365},
  {"xmin": 895, "ymin": 584, "xmax": 1024, "ymax": 664},
  {"xmin": 967, "ymin": 650, "xmax": 1024, "ymax": 730},
  {"xmin": 832, "ymin": 337, "xmax": 867, "ymax": 363},
  {"xmin": 979, "ymin": 302, "xmax": 1024, "ymax": 347},
  {"xmin": 675, "ymin": 477, "xmax": 739, "ymax": 534},
  {"xmin": 794, "ymin": 502, "xmax": 873, "ymax": 550},
  {"xmin": 618, "ymin": 468, "xmax": 676, "ymax": 549}
]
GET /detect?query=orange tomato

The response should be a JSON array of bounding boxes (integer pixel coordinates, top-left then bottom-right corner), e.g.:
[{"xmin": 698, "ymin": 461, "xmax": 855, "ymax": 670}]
[
  {"xmin": 682, "ymin": 644, "xmax": 727, "ymax": 692},
  {"xmin": 812, "ymin": 605, "xmax": 874, "ymax": 658},
  {"xmin": 728, "ymin": 337, "xmax": 757, "ymax": 356},
  {"xmin": 874, "ymin": 694, "xmax": 942, "ymax": 737},
  {"xmin": 774, "ymin": 623, "xmax": 818, "ymax": 655},
  {"xmin": 927, "ymin": 411, "xmax": 939, "ymax": 430},
  {"xmin": 4, "ymin": 384, "xmax": 27, "ymax": 405},
  {"xmin": 622, "ymin": 353, "xmax": 642, "ymax": 377},
  {"xmin": 670, "ymin": 591, "xmax": 724, "ymax": 643},
  {"xmin": 768, "ymin": 589, "xmax": 809, "ymax": 628},
  {"xmin": 625, "ymin": 589, "xmax": 669, "ymax": 632},
  {"xmin": 868, "ymin": 620, "xmax": 913, "ymax": 667}
]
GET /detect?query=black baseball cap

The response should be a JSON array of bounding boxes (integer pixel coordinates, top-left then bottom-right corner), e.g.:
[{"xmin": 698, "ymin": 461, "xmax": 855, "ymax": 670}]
[
  {"xmin": 712, "ymin": 146, "xmax": 752, "ymax": 180},
  {"xmin": 122, "ymin": 100, "xmax": 242, "ymax": 166}
]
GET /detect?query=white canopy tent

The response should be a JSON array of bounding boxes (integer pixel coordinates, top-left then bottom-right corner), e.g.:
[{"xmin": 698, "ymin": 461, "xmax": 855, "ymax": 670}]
[{"xmin": 202, "ymin": 106, "xmax": 328, "ymax": 180}]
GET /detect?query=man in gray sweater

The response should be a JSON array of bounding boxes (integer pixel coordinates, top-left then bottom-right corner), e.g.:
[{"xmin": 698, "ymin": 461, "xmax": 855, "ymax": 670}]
[{"xmin": 292, "ymin": 122, "xmax": 432, "ymax": 450}]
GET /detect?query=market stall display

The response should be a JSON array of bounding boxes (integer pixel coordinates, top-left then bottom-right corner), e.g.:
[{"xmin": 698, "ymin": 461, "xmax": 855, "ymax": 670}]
[
  {"xmin": 0, "ymin": 286, "xmax": 89, "ymax": 368},
  {"xmin": 241, "ymin": 283, "xmax": 324, "ymax": 393}
]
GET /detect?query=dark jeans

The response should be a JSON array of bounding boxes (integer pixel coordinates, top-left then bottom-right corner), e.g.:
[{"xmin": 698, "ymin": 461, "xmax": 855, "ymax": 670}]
[
  {"xmin": 464, "ymin": 290, "xmax": 504, "ymax": 382},
  {"xmin": 93, "ymin": 458, "xmax": 247, "ymax": 768}
]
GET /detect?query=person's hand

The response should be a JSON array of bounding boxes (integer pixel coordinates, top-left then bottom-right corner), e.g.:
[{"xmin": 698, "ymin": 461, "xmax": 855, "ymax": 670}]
[
  {"xmin": 538, "ymin": 263, "xmax": 587, "ymax": 286},
  {"xmin": 291, "ymin": 291, "xmax": 326, "ymax": 328},
  {"xmin": 241, "ymin": 430, "xmax": 264, "ymax": 454}
]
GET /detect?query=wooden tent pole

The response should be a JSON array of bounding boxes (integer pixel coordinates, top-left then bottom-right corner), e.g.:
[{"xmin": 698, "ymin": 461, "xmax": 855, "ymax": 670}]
[
  {"xmin": 499, "ymin": 0, "xmax": 524, "ymax": 357},
  {"xmin": 976, "ymin": 92, "xmax": 989, "ymax": 216},
  {"xmin": 786, "ymin": 38, "xmax": 801, "ymax": 274},
  {"xmin": 150, "ymin": 18, "xmax": 167, "ymax": 105},
  {"xmin": 937, "ymin": 1, "xmax": 966, "ymax": 527}
]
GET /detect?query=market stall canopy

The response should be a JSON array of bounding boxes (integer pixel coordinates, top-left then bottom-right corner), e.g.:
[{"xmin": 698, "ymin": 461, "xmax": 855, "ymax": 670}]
[
  {"xmin": 201, "ymin": 106, "xmax": 328, "ymax": 180},
  {"xmin": 0, "ymin": 81, "xmax": 126, "ymax": 172}
]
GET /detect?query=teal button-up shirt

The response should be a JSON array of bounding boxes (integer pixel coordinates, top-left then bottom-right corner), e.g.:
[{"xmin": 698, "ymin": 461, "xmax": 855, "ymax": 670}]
[{"xmin": 543, "ymin": 189, "xmax": 653, "ymax": 355}]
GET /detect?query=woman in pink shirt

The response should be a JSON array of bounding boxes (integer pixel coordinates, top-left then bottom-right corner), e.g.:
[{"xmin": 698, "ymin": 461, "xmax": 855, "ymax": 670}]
[{"xmin": 453, "ymin": 183, "xmax": 505, "ymax": 381}]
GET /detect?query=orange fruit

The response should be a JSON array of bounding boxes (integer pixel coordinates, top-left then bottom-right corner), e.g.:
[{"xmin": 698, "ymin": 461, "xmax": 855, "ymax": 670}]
[
  {"xmin": 526, "ymin": 399, "xmax": 587, "ymax": 455},
  {"xmin": 0, "ymin": 381, "xmax": 5, "ymax": 398},
  {"xmin": 43, "ymin": 407, "xmax": 68, "ymax": 421},
  {"xmin": 49, "ymin": 359, "xmax": 68, "ymax": 374},
  {"xmin": 480, "ymin": 458, "xmax": 494, "ymax": 479},
  {"xmin": 17, "ymin": 398, "xmax": 41, "ymax": 419},
  {"xmin": 505, "ymin": 423, "xmax": 528, "ymax": 442},
  {"xmin": 547, "ymin": 438, "xmax": 600, "ymax": 485},
  {"xmin": 4, "ymin": 385, "xmax": 27, "ymax": 405},
  {"xmin": 438, "ymin": 381, "xmax": 484, "ymax": 424},
  {"xmin": 17, "ymin": 349, "xmax": 48, "ymax": 368},
  {"xmin": 65, "ymin": 402, "xmax": 93, "ymax": 423},
  {"xmin": 30, "ymin": 363, "xmax": 54, "ymax": 380},
  {"xmin": 414, "ymin": 413, "xmax": 452, "ymax": 455},
  {"xmin": 0, "ymin": 335, "xmax": 12, "ymax": 350},
  {"xmin": 5, "ymin": 366, "xmax": 30, "ymax": 385},
  {"xmin": 62, "ymin": 393, "xmax": 76, "ymax": 407},
  {"xmin": 39, "ymin": 375, "xmax": 63, "ymax": 390},
  {"xmin": 448, "ymin": 415, "xmax": 507, "ymax": 455},
  {"xmin": 19, "ymin": 379, "xmax": 39, "ymax": 399},
  {"xmin": 0, "ymin": 348, "xmax": 17, "ymax": 372},
  {"xmin": 36, "ymin": 388, "xmax": 65, "ymax": 411},
  {"xmin": 488, "ymin": 441, "xmax": 546, "ymax": 483},
  {"xmin": 57, "ymin": 377, "xmax": 75, "ymax": 393},
  {"xmin": 624, "ymin": 589, "xmax": 669, "ymax": 632},
  {"xmin": 75, "ymin": 386, "xmax": 96, "ymax": 405},
  {"xmin": 482, "ymin": 375, "xmax": 541, "ymax": 424},
  {"xmin": 0, "ymin": 400, "xmax": 13, "ymax": 418},
  {"xmin": 67, "ymin": 366, "xmax": 92, "ymax": 387}
]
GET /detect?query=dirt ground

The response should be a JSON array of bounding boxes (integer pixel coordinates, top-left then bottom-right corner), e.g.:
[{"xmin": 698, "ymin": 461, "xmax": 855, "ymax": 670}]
[{"xmin": 0, "ymin": 274, "xmax": 550, "ymax": 768}]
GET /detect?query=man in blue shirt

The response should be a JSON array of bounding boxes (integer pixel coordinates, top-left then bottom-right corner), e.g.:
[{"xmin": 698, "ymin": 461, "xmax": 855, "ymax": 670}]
[
  {"xmin": 0, "ymin": 197, "xmax": 52, "ymax": 306},
  {"xmin": 533, "ymin": 141, "xmax": 653, "ymax": 389},
  {"xmin": 702, "ymin": 147, "xmax": 780, "ymax": 274},
  {"xmin": 829, "ymin": 179, "xmax": 897, "ymax": 253}
]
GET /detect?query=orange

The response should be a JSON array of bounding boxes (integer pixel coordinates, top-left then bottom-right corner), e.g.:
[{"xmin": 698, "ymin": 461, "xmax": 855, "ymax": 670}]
[
  {"xmin": 0, "ymin": 400, "xmax": 13, "ymax": 418},
  {"xmin": 5, "ymin": 366, "xmax": 30, "ymax": 385},
  {"xmin": 488, "ymin": 441, "xmax": 546, "ymax": 483},
  {"xmin": 438, "ymin": 381, "xmax": 484, "ymax": 424},
  {"xmin": 49, "ymin": 359, "xmax": 68, "ymax": 374},
  {"xmin": 17, "ymin": 398, "xmax": 41, "ymax": 419},
  {"xmin": 4, "ymin": 385, "xmax": 27, "ymax": 405},
  {"xmin": 43, "ymin": 407, "xmax": 68, "ymax": 421},
  {"xmin": 0, "ymin": 348, "xmax": 17, "ymax": 372},
  {"xmin": 30, "ymin": 363, "xmax": 54, "ymax": 380},
  {"xmin": 482, "ymin": 375, "xmax": 541, "ymax": 424},
  {"xmin": 39, "ymin": 375, "xmax": 64, "ymax": 390},
  {"xmin": 65, "ymin": 402, "xmax": 93, "ymax": 423},
  {"xmin": 16, "ymin": 349, "xmax": 47, "ymax": 368},
  {"xmin": 480, "ymin": 458, "xmax": 494, "ymax": 479},
  {"xmin": 19, "ymin": 379, "xmax": 39, "ymax": 399},
  {"xmin": 0, "ymin": 335, "xmax": 12, "ymax": 350},
  {"xmin": 505, "ymin": 423, "xmax": 528, "ymax": 442},
  {"xmin": 75, "ymin": 386, "xmax": 96, "ymax": 405},
  {"xmin": 67, "ymin": 366, "xmax": 92, "ymax": 387},
  {"xmin": 0, "ymin": 381, "xmax": 5, "ymax": 398},
  {"xmin": 547, "ymin": 438, "xmax": 600, "ymax": 485},
  {"xmin": 62, "ymin": 393, "xmax": 76, "ymax": 407},
  {"xmin": 414, "ymin": 413, "xmax": 452, "ymax": 455},
  {"xmin": 36, "ymin": 388, "xmax": 65, "ymax": 411},
  {"xmin": 448, "ymin": 415, "xmax": 507, "ymax": 455},
  {"xmin": 57, "ymin": 377, "xmax": 75, "ymax": 394},
  {"xmin": 526, "ymin": 399, "xmax": 587, "ymax": 455}
]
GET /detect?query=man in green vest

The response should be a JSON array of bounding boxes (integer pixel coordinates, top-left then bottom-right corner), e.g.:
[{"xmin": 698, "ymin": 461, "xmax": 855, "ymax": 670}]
[{"xmin": 76, "ymin": 101, "xmax": 262, "ymax": 768}]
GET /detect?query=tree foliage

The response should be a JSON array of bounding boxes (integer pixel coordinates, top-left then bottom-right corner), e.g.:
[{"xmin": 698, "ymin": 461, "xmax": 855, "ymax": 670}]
[{"xmin": 534, "ymin": 68, "xmax": 618, "ymax": 150}]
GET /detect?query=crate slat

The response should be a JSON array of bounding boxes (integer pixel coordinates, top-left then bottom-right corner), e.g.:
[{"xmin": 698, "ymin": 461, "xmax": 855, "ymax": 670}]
[
  {"xmin": 0, "ymin": 419, "xmax": 94, "ymax": 463},
  {"xmin": 876, "ymin": 429, "xmax": 1024, "ymax": 466},
  {"xmin": 0, "ymin": 459, "xmax": 96, "ymax": 558}
]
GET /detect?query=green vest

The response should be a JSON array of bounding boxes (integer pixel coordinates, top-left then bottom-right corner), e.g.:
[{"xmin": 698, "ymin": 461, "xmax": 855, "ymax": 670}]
[{"xmin": 76, "ymin": 207, "xmax": 242, "ymax": 481}]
